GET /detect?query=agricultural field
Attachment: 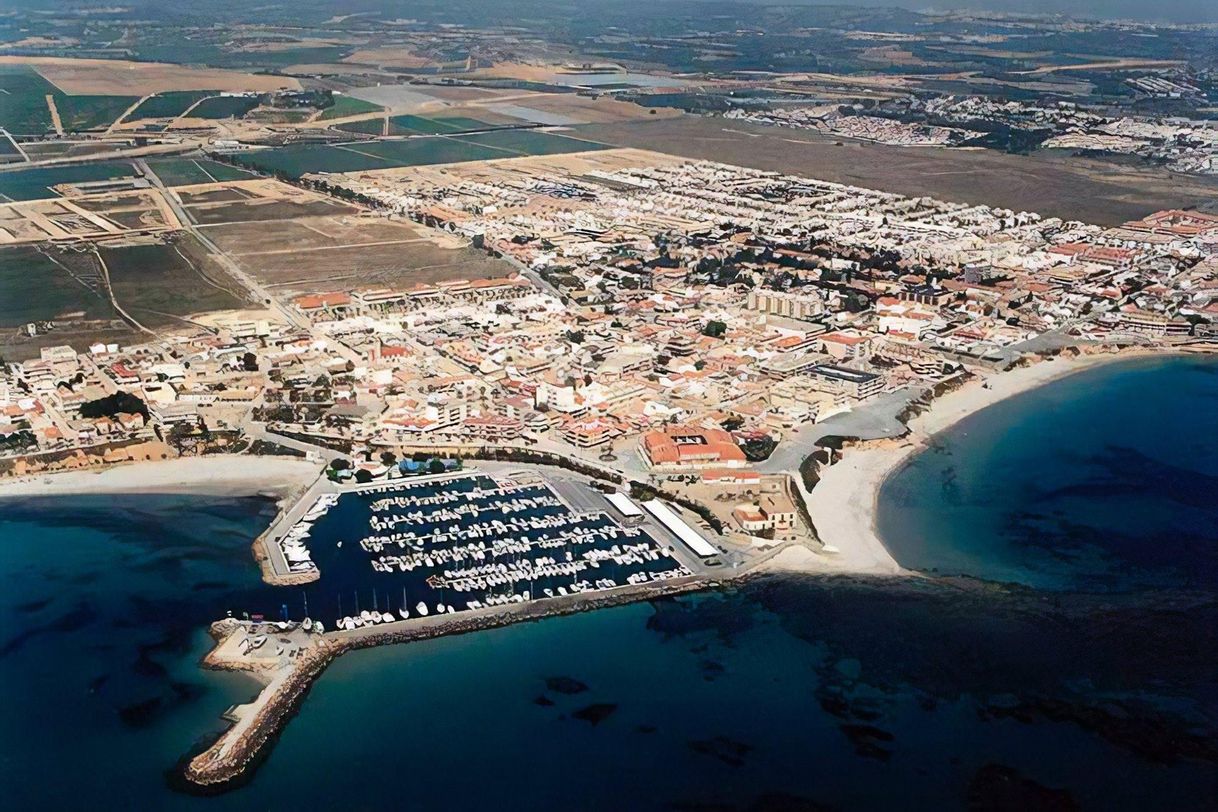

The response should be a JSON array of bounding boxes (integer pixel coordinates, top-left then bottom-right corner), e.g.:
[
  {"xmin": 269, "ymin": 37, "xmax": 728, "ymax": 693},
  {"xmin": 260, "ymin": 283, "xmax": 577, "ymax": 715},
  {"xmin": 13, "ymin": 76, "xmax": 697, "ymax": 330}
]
[
  {"xmin": 229, "ymin": 143, "xmax": 395, "ymax": 176},
  {"xmin": 0, "ymin": 244, "xmax": 114, "ymax": 326},
  {"xmin": 99, "ymin": 236, "xmax": 247, "ymax": 326},
  {"xmin": 202, "ymin": 213, "xmax": 515, "ymax": 294},
  {"xmin": 386, "ymin": 114, "xmax": 498, "ymax": 135},
  {"xmin": 334, "ymin": 117, "xmax": 386, "ymax": 136},
  {"xmin": 176, "ymin": 179, "xmax": 360, "ymax": 225},
  {"xmin": 230, "ymin": 130, "xmax": 609, "ymax": 178},
  {"xmin": 352, "ymin": 138, "xmax": 508, "ymax": 166},
  {"xmin": 0, "ymin": 65, "xmax": 59, "ymax": 133},
  {"xmin": 0, "ymin": 65, "xmax": 136, "ymax": 133},
  {"xmin": 54, "ymin": 93, "xmax": 139, "ymax": 131},
  {"xmin": 456, "ymin": 129, "xmax": 607, "ymax": 157},
  {"xmin": 0, "ymin": 243, "xmax": 143, "ymax": 360},
  {"xmin": 145, "ymin": 158, "xmax": 259, "ymax": 187},
  {"xmin": 181, "ymin": 177, "xmax": 515, "ymax": 294},
  {"xmin": 123, "ymin": 90, "xmax": 216, "ymax": 120},
  {"xmin": 318, "ymin": 95, "xmax": 384, "ymax": 120},
  {"xmin": 186, "ymin": 95, "xmax": 262, "ymax": 119},
  {"xmin": 0, "ymin": 161, "xmax": 139, "ymax": 202}
]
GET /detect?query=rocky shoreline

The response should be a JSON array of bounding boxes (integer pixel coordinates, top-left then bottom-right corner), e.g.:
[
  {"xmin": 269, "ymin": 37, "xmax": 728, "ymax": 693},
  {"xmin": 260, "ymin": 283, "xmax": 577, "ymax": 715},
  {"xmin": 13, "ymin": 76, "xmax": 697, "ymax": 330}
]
[{"xmin": 182, "ymin": 575, "xmax": 725, "ymax": 791}]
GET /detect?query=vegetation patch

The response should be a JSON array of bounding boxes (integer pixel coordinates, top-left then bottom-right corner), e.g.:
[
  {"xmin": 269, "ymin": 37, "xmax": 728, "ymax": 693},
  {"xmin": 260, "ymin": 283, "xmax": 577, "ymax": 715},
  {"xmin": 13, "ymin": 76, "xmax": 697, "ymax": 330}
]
[
  {"xmin": 318, "ymin": 95, "xmax": 384, "ymax": 120},
  {"xmin": 187, "ymin": 95, "xmax": 261, "ymax": 119},
  {"xmin": 0, "ymin": 245, "xmax": 114, "ymax": 326},
  {"xmin": 126, "ymin": 90, "xmax": 216, "ymax": 120},
  {"xmin": 146, "ymin": 158, "xmax": 258, "ymax": 186},
  {"xmin": 100, "ymin": 236, "xmax": 246, "ymax": 325}
]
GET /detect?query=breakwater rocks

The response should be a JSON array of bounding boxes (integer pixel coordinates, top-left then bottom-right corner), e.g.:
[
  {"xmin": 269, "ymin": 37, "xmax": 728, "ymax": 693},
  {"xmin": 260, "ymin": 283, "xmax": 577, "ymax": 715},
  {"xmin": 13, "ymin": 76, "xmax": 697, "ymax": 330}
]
[{"xmin": 182, "ymin": 576, "xmax": 722, "ymax": 792}]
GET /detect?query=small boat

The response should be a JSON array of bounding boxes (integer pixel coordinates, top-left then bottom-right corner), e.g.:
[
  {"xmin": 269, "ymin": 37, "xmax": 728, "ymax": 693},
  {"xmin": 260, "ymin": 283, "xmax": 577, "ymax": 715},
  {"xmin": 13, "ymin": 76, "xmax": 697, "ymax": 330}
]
[
  {"xmin": 398, "ymin": 608, "xmax": 410, "ymax": 620},
  {"xmin": 416, "ymin": 602, "xmax": 429, "ymax": 616}
]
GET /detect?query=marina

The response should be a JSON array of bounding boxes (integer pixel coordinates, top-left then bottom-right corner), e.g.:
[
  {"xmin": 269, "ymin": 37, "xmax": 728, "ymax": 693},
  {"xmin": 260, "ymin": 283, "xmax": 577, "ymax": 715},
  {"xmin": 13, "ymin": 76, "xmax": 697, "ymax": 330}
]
[{"xmin": 260, "ymin": 469, "xmax": 715, "ymax": 632}]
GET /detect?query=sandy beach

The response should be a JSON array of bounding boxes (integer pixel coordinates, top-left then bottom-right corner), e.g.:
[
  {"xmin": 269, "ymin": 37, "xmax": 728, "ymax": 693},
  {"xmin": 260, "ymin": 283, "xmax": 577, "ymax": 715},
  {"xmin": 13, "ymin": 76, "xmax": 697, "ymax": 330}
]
[
  {"xmin": 765, "ymin": 351, "xmax": 1144, "ymax": 576},
  {"xmin": 0, "ymin": 455, "xmax": 320, "ymax": 499}
]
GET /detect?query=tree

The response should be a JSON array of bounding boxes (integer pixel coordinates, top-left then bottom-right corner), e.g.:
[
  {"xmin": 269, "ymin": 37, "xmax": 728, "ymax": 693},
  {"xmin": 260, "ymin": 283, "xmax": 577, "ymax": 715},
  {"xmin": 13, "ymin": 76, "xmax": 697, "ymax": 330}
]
[
  {"xmin": 242, "ymin": 352, "xmax": 258, "ymax": 372},
  {"xmin": 330, "ymin": 458, "xmax": 350, "ymax": 471},
  {"xmin": 740, "ymin": 435, "xmax": 777, "ymax": 462},
  {"xmin": 166, "ymin": 421, "xmax": 197, "ymax": 454},
  {"xmin": 702, "ymin": 320, "xmax": 727, "ymax": 338},
  {"xmin": 721, "ymin": 415, "xmax": 744, "ymax": 431},
  {"xmin": 354, "ymin": 468, "xmax": 374, "ymax": 483},
  {"xmin": 428, "ymin": 459, "xmax": 447, "ymax": 475},
  {"xmin": 380, "ymin": 451, "xmax": 398, "ymax": 466},
  {"xmin": 80, "ymin": 391, "xmax": 149, "ymax": 421}
]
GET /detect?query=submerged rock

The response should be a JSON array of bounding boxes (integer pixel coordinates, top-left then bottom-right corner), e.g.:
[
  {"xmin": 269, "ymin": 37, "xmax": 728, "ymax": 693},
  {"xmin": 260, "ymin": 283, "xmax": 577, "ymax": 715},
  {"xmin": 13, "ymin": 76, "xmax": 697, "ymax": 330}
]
[
  {"xmin": 966, "ymin": 764, "xmax": 1079, "ymax": 811},
  {"xmin": 688, "ymin": 735, "xmax": 752, "ymax": 767},
  {"xmin": 545, "ymin": 676, "xmax": 589, "ymax": 695},
  {"xmin": 572, "ymin": 703, "xmax": 617, "ymax": 726}
]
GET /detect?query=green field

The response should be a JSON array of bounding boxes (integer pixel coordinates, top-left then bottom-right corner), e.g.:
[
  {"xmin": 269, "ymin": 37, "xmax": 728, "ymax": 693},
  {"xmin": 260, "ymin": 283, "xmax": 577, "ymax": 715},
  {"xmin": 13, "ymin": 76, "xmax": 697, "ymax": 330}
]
[
  {"xmin": 188, "ymin": 95, "xmax": 262, "ymax": 119},
  {"xmin": 0, "ymin": 65, "xmax": 59, "ymax": 133},
  {"xmin": 0, "ymin": 65, "xmax": 138, "ymax": 133},
  {"xmin": 230, "ymin": 143, "xmax": 397, "ymax": 176},
  {"xmin": 125, "ymin": 91, "xmax": 216, "ymax": 120},
  {"xmin": 55, "ymin": 94, "xmax": 140, "ymax": 131},
  {"xmin": 0, "ymin": 161, "xmax": 139, "ymax": 202},
  {"xmin": 335, "ymin": 117, "xmax": 386, "ymax": 136},
  {"xmin": 0, "ymin": 245, "xmax": 114, "ymax": 326},
  {"xmin": 356, "ymin": 138, "xmax": 507, "ymax": 164},
  {"xmin": 230, "ymin": 131, "xmax": 609, "ymax": 178},
  {"xmin": 387, "ymin": 114, "xmax": 497, "ymax": 135},
  {"xmin": 319, "ymin": 95, "xmax": 384, "ymax": 120},
  {"xmin": 456, "ymin": 129, "xmax": 607, "ymax": 156},
  {"xmin": 145, "ymin": 158, "xmax": 259, "ymax": 187}
]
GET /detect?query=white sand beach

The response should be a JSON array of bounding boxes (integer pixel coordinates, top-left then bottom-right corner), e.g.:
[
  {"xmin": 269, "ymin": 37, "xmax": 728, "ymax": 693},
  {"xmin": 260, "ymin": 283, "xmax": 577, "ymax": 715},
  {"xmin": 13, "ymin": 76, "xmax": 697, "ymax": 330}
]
[
  {"xmin": 766, "ymin": 352, "xmax": 1142, "ymax": 576},
  {"xmin": 0, "ymin": 455, "xmax": 320, "ymax": 499}
]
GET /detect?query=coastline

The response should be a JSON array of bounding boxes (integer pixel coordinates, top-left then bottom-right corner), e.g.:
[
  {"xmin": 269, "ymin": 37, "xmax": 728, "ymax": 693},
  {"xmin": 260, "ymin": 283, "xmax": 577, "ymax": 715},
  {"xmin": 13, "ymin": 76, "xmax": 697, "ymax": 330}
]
[
  {"xmin": 764, "ymin": 349, "xmax": 1178, "ymax": 577},
  {"xmin": 0, "ymin": 455, "xmax": 319, "ymax": 499}
]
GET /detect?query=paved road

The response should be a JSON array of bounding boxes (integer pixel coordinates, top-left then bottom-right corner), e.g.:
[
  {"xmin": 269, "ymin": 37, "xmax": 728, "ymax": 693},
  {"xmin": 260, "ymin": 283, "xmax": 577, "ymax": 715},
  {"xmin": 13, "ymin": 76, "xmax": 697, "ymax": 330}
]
[
  {"xmin": 246, "ymin": 423, "xmax": 347, "ymax": 461},
  {"xmin": 758, "ymin": 385, "xmax": 926, "ymax": 473}
]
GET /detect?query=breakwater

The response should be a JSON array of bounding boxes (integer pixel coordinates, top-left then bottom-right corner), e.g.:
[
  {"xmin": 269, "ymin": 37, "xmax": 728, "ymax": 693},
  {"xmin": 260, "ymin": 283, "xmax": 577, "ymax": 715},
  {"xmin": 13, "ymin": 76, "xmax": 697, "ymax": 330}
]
[{"xmin": 183, "ymin": 574, "xmax": 725, "ymax": 791}]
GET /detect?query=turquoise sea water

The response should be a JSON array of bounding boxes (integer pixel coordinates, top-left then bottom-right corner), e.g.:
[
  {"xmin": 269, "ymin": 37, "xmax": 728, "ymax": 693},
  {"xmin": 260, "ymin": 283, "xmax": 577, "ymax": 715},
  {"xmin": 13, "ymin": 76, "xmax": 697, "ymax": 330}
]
[{"xmin": 1, "ymin": 356, "xmax": 1216, "ymax": 809}]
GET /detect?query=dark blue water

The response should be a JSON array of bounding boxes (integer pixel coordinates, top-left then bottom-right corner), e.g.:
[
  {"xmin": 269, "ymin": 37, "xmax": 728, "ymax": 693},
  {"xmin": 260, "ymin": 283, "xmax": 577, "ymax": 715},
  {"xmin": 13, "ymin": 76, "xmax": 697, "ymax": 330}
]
[
  {"xmin": 878, "ymin": 355, "xmax": 1218, "ymax": 592},
  {"xmin": 294, "ymin": 474, "xmax": 681, "ymax": 627},
  {"xmin": 1, "ymin": 356, "xmax": 1216, "ymax": 810}
]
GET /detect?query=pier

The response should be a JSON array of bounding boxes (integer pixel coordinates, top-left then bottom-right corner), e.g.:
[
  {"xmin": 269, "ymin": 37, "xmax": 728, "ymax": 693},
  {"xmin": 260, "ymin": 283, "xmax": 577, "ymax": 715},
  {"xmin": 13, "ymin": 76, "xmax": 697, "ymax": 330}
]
[{"xmin": 184, "ymin": 574, "xmax": 722, "ymax": 790}]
